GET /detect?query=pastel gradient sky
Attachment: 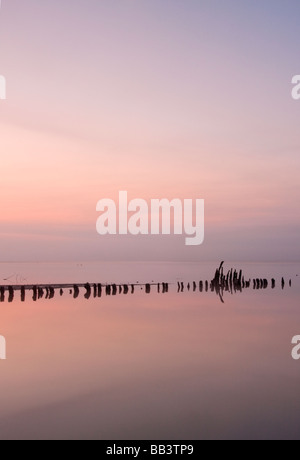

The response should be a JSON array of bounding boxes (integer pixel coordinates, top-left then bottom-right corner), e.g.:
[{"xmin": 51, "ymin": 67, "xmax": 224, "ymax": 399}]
[{"xmin": 0, "ymin": 0, "xmax": 299, "ymax": 261}]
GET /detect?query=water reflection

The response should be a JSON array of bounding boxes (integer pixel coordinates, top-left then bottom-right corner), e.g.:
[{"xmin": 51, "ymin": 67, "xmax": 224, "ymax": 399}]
[
  {"xmin": 0, "ymin": 261, "xmax": 299, "ymax": 440},
  {"xmin": 0, "ymin": 264, "xmax": 292, "ymax": 304}
]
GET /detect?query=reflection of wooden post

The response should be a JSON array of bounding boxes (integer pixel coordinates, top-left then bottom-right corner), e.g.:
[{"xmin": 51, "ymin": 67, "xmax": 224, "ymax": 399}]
[
  {"xmin": 162, "ymin": 283, "xmax": 169, "ymax": 293},
  {"xmin": 93, "ymin": 284, "xmax": 97, "ymax": 298},
  {"xmin": 32, "ymin": 286, "xmax": 37, "ymax": 302},
  {"xmin": 271, "ymin": 279, "xmax": 276, "ymax": 289},
  {"xmin": 8, "ymin": 286, "xmax": 14, "ymax": 303},
  {"xmin": 0, "ymin": 263, "xmax": 291, "ymax": 306},
  {"xmin": 73, "ymin": 285, "xmax": 80, "ymax": 299},
  {"xmin": 238, "ymin": 270, "xmax": 242, "ymax": 284},
  {"xmin": 84, "ymin": 283, "xmax": 91, "ymax": 299}
]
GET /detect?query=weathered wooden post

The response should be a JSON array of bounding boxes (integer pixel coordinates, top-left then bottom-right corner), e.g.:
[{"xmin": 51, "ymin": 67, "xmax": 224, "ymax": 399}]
[
  {"xmin": 49, "ymin": 287, "xmax": 55, "ymax": 299},
  {"xmin": 84, "ymin": 283, "xmax": 91, "ymax": 299},
  {"xmin": 0, "ymin": 287, "xmax": 5, "ymax": 302},
  {"xmin": 73, "ymin": 285, "xmax": 80, "ymax": 299},
  {"xmin": 8, "ymin": 286, "xmax": 14, "ymax": 303},
  {"xmin": 93, "ymin": 284, "xmax": 97, "ymax": 298},
  {"xmin": 32, "ymin": 286, "xmax": 37, "ymax": 302},
  {"xmin": 271, "ymin": 279, "xmax": 276, "ymax": 289}
]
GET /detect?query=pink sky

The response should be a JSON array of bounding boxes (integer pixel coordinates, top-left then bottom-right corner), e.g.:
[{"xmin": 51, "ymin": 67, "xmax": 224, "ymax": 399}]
[{"xmin": 0, "ymin": 1, "xmax": 299, "ymax": 261}]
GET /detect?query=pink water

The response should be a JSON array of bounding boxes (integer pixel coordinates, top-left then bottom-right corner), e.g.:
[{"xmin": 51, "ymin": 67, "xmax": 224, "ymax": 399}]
[{"xmin": 0, "ymin": 261, "xmax": 299, "ymax": 440}]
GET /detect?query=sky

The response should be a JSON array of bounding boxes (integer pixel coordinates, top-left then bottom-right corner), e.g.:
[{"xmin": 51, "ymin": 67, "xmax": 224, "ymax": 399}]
[{"xmin": 0, "ymin": 0, "xmax": 299, "ymax": 262}]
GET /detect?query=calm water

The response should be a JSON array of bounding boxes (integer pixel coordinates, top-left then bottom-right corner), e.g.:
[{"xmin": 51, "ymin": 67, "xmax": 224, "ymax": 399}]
[{"xmin": 0, "ymin": 261, "xmax": 299, "ymax": 440}]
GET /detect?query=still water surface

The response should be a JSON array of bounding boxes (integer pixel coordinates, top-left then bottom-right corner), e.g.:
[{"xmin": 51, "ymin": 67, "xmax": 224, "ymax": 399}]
[{"xmin": 0, "ymin": 261, "xmax": 299, "ymax": 440}]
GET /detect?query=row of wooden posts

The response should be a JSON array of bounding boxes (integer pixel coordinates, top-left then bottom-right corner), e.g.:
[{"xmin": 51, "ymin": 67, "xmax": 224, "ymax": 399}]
[
  {"xmin": 209, "ymin": 262, "xmax": 292, "ymax": 303},
  {"xmin": 0, "ymin": 263, "xmax": 292, "ymax": 304},
  {"xmin": 0, "ymin": 282, "xmax": 170, "ymax": 303}
]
